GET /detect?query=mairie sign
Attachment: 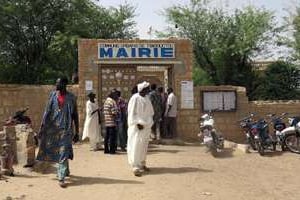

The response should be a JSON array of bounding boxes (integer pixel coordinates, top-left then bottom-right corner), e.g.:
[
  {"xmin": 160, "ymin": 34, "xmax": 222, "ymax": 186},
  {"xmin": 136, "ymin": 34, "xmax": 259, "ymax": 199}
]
[{"xmin": 98, "ymin": 43, "xmax": 175, "ymax": 59}]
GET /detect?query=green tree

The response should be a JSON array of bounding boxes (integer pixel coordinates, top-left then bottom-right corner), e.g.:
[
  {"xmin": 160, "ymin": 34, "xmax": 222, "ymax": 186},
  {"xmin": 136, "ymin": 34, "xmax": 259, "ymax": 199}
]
[
  {"xmin": 192, "ymin": 63, "xmax": 213, "ymax": 85},
  {"xmin": 251, "ymin": 61, "xmax": 300, "ymax": 100},
  {"xmin": 162, "ymin": 0, "xmax": 279, "ymax": 96},
  {"xmin": 0, "ymin": 0, "xmax": 137, "ymax": 84},
  {"xmin": 290, "ymin": 7, "xmax": 300, "ymax": 61},
  {"xmin": 0, "ymin": 0, "xmax": 71, "ymax": 83}
]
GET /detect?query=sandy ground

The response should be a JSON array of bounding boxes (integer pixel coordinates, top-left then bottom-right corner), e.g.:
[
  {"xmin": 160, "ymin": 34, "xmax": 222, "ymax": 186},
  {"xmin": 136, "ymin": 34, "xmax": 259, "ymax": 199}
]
[{"xmin": 1, "ymin": 142, "xmax": 300, "ymax": 200}]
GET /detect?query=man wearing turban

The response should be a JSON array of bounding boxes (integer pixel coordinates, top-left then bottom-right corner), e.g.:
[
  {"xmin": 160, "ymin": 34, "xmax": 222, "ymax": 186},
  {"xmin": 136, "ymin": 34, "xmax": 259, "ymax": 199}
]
[{"xmin": 127, "ymin": 81, "xmax": 154, "ymax": 176}]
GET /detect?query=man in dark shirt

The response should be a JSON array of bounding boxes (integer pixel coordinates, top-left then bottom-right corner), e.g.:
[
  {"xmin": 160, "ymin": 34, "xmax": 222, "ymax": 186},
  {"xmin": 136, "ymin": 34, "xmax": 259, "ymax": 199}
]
[{"xmin": 149, "ymin": 84, "xmax": 162, "ymax": 140}]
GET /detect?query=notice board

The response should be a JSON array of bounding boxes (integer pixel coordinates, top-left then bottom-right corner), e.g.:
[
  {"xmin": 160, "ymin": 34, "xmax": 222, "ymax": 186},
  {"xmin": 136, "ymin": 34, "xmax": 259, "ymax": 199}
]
[{"xmin": 181, "ymin": 81, "xmax": 194, "ymax": 109}]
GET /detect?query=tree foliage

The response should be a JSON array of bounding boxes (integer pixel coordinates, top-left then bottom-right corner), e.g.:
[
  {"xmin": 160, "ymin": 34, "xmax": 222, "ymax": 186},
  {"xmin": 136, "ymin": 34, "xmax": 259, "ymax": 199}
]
[
  {"xmin": 0, "ymin": 0, "xmax": 137, "ymax": 84},
  {"xmin": 251, "ymin": 61, "xmax": 300, "ymax": 100},
  {"xmin": 291, "ymin": 7, "xmax": 300, "ymax": 61},
  {"xmin": 162, "ymin": 0, "xmax": 279, "ymax": 97}
]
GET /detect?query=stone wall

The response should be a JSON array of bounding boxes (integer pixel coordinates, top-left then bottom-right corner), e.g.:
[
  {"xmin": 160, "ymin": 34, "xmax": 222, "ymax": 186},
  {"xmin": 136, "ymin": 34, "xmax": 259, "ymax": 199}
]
[
  {"xmin": 0, "ymin": 125, "xmax": 36, "ymax": 166},
  {"xmin": 0, "ymin": 126, "xmax": 17, "ymax": 162},
  {"xmin": 0, "ymin": 84, "xmax": 79, "ymax": 132}
]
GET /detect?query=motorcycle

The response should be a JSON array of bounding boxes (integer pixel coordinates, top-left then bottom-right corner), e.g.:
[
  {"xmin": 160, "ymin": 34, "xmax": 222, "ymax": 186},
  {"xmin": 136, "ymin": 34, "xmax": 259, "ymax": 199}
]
[
  {"xmin": 5, "ymin": 107, "xmax": 31, "ymax": 126},
  {"xmin": 253, "ymin": 117, "xmax": 277, "ymax": 156},
  {"xmin": 198, "ymin": 112, "xmax": 224, "ymax": 156},
  {"xmin": 239, "ymin": 113, "xmax": 258, "ymax": 150},
  {"xmin": 267, "ymin": 113, "xmax": 287, "ymax": 151},
  {"xmin": 281, "ymin": 116, "xmax": 300, "ymax": 154},
  {"xmin": 239, "ymin": 113, "xmax": 276, "ymax": 156}
]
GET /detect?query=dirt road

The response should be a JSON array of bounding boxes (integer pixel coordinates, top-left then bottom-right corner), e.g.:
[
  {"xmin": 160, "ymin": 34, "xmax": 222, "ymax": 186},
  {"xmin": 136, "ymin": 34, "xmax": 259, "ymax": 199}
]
[{"xmin": 1, "ymin": 143, "xmax": 299, "ymax": 200}]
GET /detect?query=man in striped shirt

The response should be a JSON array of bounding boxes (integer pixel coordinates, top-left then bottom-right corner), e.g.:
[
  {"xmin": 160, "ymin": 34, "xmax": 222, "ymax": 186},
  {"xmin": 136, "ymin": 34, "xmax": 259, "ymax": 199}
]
[{"xmin": 103, "ymin": 89, "xmax": 119, "ymax": 154}]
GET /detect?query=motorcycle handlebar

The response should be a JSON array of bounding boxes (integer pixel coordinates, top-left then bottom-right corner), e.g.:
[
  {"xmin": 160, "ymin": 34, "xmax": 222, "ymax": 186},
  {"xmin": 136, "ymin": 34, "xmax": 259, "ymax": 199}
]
[{"xmin": 238, "ymin": 113, "xmax": 256, "ymax": 122}]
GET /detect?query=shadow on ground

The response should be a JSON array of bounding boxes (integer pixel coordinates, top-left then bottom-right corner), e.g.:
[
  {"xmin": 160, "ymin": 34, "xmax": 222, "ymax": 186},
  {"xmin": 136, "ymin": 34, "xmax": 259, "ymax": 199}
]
[
  {"xmin": 32, "ymin": 161, "xmax": 56, "ymax": 174},
  {"xmin": 147, "ymin": 167, "xmax": 212, "ymax": 175},
  {"xmin": 213, "ymin": 148, "xmax": 235, "ymax": 159},
  {"xmin": 13, "ymin": 174, "xmax": 41, "ymax": 179},
  {"xmin": 259, "ymin": 150, "xmax": 287, "ymax": 157},
  {"xmin": 147, "ymin": 149, "xmax": 182, "ymax": 154},
  {"xmin": 65, "ymin": 175, "xmax": 144, "ymax": 187},
  {"xmin": 201, "ymin": 146, "xmax": 235, "ymax": 159}
]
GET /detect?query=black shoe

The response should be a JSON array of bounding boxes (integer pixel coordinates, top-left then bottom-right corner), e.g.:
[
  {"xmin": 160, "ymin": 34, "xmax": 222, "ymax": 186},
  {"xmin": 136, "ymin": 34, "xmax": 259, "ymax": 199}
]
[
  {"xmin": 59, "ymin": 180, "xmax": 67, "ymax": 188},
  {"xmin": 104, "ymin": 148, "xmax": 110, "ymax": 154},
  {"xmin": 133, "ymin": 170, "xmax": 142, "ymax": 177}
]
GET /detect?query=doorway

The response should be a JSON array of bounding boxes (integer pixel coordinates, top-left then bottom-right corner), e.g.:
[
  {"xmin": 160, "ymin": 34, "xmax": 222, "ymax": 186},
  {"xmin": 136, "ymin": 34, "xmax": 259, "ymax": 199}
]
[{"xmin": 99, "ymin": 64, "xmax": 173, "ymax": 104}]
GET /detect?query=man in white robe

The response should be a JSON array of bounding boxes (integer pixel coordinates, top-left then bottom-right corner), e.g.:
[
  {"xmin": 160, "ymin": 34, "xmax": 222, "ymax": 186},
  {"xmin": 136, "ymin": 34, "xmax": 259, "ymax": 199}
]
[
  {"xmin": 127, "ymin": 81, "xmax": 154, "ymax": 177},
  {"xmin": 82, "ymin": 92, "xmax": 102, "ymax": 151}
]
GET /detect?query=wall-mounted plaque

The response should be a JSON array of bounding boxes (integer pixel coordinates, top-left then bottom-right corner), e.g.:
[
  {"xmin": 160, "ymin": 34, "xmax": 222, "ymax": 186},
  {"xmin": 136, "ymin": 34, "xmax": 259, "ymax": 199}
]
[
  {"xmin": 85, "ymin": 80, "xmax": 93, "ymax": 91},
  {"xmin": 202, "ymin": 91, "xmax": 237, "ymax": 112}
]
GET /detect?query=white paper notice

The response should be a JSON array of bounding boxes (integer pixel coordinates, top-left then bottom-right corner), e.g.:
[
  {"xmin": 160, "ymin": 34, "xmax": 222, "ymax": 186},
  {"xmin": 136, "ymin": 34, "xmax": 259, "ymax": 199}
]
[
  {"xmin": 181, "ymin": 81, "xmax": 194, "ymax": 109},
  {"xmin": 85, "ymin": 80, "xmax": 93, "ymax": 91}
]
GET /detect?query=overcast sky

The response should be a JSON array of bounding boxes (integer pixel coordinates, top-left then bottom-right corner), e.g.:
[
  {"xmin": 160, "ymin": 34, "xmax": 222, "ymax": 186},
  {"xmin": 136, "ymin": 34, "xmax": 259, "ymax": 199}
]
[{"xmin": 97, "ymin": 0, "xmax": 300, "ymax": 39}]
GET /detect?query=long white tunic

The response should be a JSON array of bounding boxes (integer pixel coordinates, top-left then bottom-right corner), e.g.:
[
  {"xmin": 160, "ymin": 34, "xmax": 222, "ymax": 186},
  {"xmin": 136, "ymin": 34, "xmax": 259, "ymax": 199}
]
[
  {"xmin": 82, "ymin": 100, "xmax": 101, "ymax": 147},
  {"xmin": 127, "ymin": 93, "xmax": 154, "ymax": 170}
]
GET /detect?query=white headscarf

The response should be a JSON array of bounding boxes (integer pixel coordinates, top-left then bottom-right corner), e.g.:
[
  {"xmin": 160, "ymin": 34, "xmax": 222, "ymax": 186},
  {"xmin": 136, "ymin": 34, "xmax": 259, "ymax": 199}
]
[{"xmin": 137, "ymin": 81, "xmax": 150, "ymax": 92}]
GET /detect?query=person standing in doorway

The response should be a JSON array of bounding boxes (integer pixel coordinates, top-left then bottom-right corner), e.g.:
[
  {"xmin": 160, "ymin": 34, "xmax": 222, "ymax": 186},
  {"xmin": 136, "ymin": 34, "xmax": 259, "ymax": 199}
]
[
  {"xmin": 165, "ymin": 88, "xmax": 177, "ymax": 138},
  {"xmin": 149, "ymin": 84, "xmax": 162, "ymax": 140},
  {"xmin": 103, "ymin": 90, "xmax": 118, "ymax": 154},
  {"xmin": 82, "ymin": 92, "xmax": 102, "ymax": 151},
  {"xmin": 116, "ymin": 90, "xmax": 127, "ymax": 152},
  {"xmin": 37, "ymin": 77, "xmax": 79, "ymax": 188},
  {"xmin": 158, "ymin": 86, "xmax": 168, "ymax": 138},
  {"xmin": 127, "ymin": 81, "xmax": 154, "ymax": 177}
]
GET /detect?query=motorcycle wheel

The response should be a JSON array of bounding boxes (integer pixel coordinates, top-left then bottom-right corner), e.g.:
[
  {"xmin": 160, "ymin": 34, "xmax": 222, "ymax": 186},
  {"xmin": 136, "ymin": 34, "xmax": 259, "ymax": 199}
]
[
  {"xmin": 257, "ymin": 141, "xmax": 265, "ymax": 156},
  {"xmin": 272, "ymin": 142, "xmax": 276, "ymax": 151},
  {"xmin": 210, "ymin": 145, "xmax": 218, "ymax": 157},
  {"xmin": 281, "ymin": 143, "xmax": 287, "ymax": 151},
  {"xmin": 284, "ymin": 133, "xmax": 300, "ymax": 154},
  {"xmin": 247, "ymin": 136, "xmax": 257, "ymax": 150}
]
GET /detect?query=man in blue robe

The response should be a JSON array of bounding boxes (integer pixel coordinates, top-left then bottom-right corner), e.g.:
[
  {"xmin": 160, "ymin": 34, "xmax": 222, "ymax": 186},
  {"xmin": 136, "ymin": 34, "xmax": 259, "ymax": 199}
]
[{"xmin": 36, "ymin": 77, "xmax": 79, "ymax": 188}]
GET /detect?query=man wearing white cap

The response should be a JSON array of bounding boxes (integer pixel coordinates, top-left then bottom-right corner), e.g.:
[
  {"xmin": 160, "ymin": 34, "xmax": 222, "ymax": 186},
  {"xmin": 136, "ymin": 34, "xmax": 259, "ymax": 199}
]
[{"xmin": 127, "ymin": 81, "xmax": 154, "ymax": 176}]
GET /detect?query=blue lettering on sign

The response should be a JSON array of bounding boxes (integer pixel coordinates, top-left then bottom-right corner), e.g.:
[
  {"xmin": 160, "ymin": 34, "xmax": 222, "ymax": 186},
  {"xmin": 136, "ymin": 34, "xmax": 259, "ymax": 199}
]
[
  {"xmin": 153, "ymin": 48, "xmax": 158, "ymax": 57},
  {"xmin": 99, "ymin": 48, "xmax": 113, "ymax": 58},
  {"xmin": 131, "ymin": 48, "xmax": 136, "ymax": 57},
  {"xmin": 138, "ymin": 48, "xmax": 151, "ymax": 57},
  {"xmin": 117, "ymin": 48, "xmax": 128, "ymax": 58},
  {"xmin": 161, "ymin": 48, "xmax": 174, "ymax": 58},
  {"xmin": 99, "ymin": 45, "xmax": 175, "ymax": 58}
]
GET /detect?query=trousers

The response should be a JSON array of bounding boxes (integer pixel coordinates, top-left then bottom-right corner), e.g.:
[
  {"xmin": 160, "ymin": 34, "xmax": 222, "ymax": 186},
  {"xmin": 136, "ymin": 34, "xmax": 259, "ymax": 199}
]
[{"xmin": 57, "ymin": 159, "xmax": 70, "ymax": 181}]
